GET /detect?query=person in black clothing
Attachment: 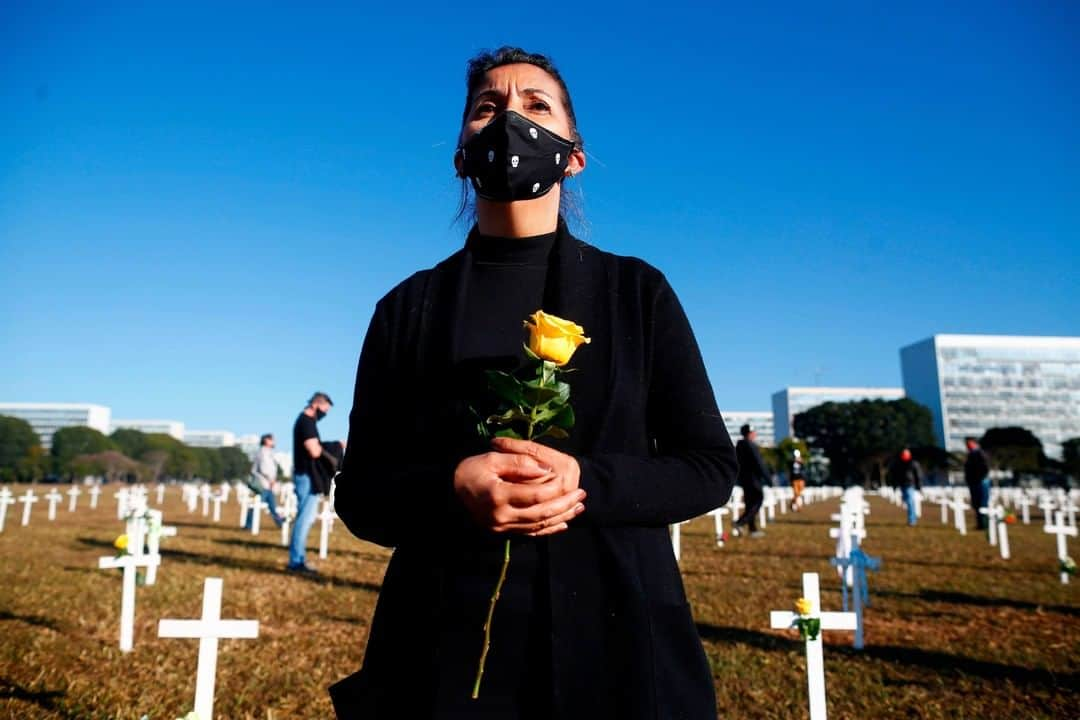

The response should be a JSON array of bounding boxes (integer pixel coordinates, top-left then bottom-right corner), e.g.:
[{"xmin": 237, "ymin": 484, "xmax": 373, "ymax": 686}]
[
  {"xmin": 888, "ymin": 447, "xmax": 923, "ymax": 526},
  {"xmin": 287, "ymin": 392, "xmax": 345, "ymax": 574},
  {"xmin": 965, "ymin": 437, "xmax": 991, "ymax": 530},
  {"xmin": 328, "ymin": 48, "xmax": 737, "ymax": 720},
  {"xmin": 732, "ymin": 423, "xmax": 769, "ymax": 537}
]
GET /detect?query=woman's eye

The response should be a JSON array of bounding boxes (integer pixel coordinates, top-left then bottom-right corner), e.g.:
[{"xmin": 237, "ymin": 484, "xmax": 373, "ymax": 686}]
[
  {"xmin": 475, "ymin": 103, "xmax": 496, "ymax": 116},
  {"xmin": 529, "ymin": 101, "xmax": 551, "ymax": 112}
]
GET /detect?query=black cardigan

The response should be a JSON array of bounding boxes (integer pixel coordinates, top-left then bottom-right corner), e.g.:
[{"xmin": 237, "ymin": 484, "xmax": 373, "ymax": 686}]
[{"xmin": 330, "ymin": 221, "xmax": 738, "ymax": 719}]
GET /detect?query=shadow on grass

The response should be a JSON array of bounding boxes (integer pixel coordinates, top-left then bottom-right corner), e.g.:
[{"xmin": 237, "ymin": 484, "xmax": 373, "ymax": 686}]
[
  {"xmin": 0, "ymin": 678, "xmax": 75, "ymax": 718},
  {"xmin": 696, "ymin": 623, "xmax": 1079, "ymax": 688},
  {"xmin": 886, "ymin": 557, "xmax": 1045, "ymax": 575},
  {"xmin": 214, "ymin": 537, "xmax": 283, "ymax": 551},
  {"xmin": 74, "ymin": 536, "xmax": 383, "ymax": 594},
  {"xmin": 833, "ymin": 643, "xmax": 1080, "ymax": 688},
  {"xmin": 875, "ymin": 588, "xmax": 1080, "ymax": 617},
  {"xmin": 0, "ymin": 611, "xmax": 61, "ymax": 631}
]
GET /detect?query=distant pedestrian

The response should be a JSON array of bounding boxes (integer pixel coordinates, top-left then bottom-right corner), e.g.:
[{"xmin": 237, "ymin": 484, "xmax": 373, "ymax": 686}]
[
  {"xmin": 733, "ymin": 423, "xmax": 769, "ymax": 537},
  {"xmin": 888, "ymin": 447, "xmax": 923, "ymax": 526},
  {"xmin": 288, "ymin": 392, "xmax": 345, "ymax": 574},
  {"xmin": 964, "ymin": 437, "xmax": 991, "ymax": 530},
  {"xmin": 245, "ymin": 433, "xmax": 283, "ymax": 529},
  {"xmin": 790, "ymin": 449, "xmax": 806, "ymax": 511}
]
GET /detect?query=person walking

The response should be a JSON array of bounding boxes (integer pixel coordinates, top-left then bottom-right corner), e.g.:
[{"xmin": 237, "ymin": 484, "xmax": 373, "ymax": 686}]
[
  {"xmin": 790, "ymin": 448, "xmax": 806, "ymax": 511},
  {"xmin": 245, "ymin": 433, "xmax": 283, "ymax": 529},
  {"xmin": 965, "ymin": 437, "xmax": 991, "ymax": 530},
  {"xmin": 888, "ymin": 447, "xmax": 923, "ymax": 526},
  {"xmin": 732, "ymin": 423, "xmax": 769, "ymax": 537}
]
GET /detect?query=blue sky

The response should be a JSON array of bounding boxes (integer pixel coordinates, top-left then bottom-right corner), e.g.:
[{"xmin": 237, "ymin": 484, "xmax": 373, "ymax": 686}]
[{"xmin": 2, "ymin": 1, "xmax": 1078, "ymax": 453}]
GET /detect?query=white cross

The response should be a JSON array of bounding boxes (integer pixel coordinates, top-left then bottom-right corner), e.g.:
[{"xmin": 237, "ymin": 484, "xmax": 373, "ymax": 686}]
[
  {"xmin": 1045, "ymin": 511, "xmax": 1078, "ymax": 584},
  {"xmin": 979, "ymin": 505, "xmax": 1003, "ymax": 547},
  {"xmin": 0, "ymin": 488, "xmax": 15, "ymax": 532},
  {"xmin": 318, "ymin": 499, "xmax": 336, "ymax": 560},
  {"xmin": 144, "ymin": 509, "xmax": 177, "ymax": 585},
  {"xmin": 115, "ymin": 488, "xmax": 131, "ymax": 520},
  {"xmin": 19, "ymin": 490, "xmax": 38, "ymax": 526},
  {"xmin": 64, "ymin": 485, "xmax": 80, "ymax": 512},
  {"xmin": 218, "ymin": 481, "xmax": 232, "ymax": 503},
  {"xmin": 710, "ymin": 506, "xmax": 729, "ymax": 547},
  {"xmin": 98, "ymin": 550, "xmax": 161, "ymax": 651},
  {"xmin": 88, "ymin": 484, "xmax": 101, "ymax": 509},
  {"xmin": 1038, "ymin": 496, "xmax": 1057, "ymax": 527},
  {"xmin": 158, "ymin": 577, "xmax": 259, "ymax": 720},
  {"xmin": 1064, "ymin": 500, "xmax": 1079, "ymax": 529},
  {"xmin": 201, "ymin": 484, "xmax": 212, "ymax": 516},
  {"xmin": 211, "ymin": 493, "xmax": 224, "ymax": 523},
  {"xmin": 250, "ymin": 496, "xmax": 264, "ymax": 535},
  {"xmin": 1017, "ymin": 494, "xmax": 1033, "ymax": 525},
  {"xmin": 237, "ymin": 493, "xmax": 251, "ymax": 528},
  {"xmin": 950, "ymin": 493, "xmax": 969, "ymax": 535},
  {"xmin": 937, "ymin": 494, "xmax": 950, "ymax": 524},
  {"xmin": 770, "ymin": 573, "xmax": 856, "ymax": 720},
  {"xmin": 279, "ymin": 493, "xmax": 297, "ymax": 547},
  {"xmin": 156, "ymin": 483, "xmax": 166, "ymax": 504},
  {"xmin": 44, "ymin": 488, "xmax": 63, "ymax": 520},
  {"xmin": 728, "ymin": 489, "xmax": 745, "ymax": 522}
]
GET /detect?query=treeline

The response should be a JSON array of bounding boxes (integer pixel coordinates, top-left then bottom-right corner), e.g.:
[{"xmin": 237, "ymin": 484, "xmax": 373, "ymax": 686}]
[
  {"xmin": 790, "ymin": 398, "xmax": 1080, "ymax": 486},
  {"xmin": 0, "ymin": 415, "xmax": 253, "ymax": 483}
]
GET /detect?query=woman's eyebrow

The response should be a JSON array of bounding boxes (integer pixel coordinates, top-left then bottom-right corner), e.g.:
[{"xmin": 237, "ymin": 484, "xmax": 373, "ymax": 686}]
[{"xmin": 521, "ymin": 88, "xmax": 554, "ymax": 99}]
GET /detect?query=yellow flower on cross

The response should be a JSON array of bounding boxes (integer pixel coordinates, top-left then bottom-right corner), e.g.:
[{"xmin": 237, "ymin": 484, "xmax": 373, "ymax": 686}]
[{"xmin": 794, "ymin": 597, "xmax": 812, "ymax": 616}]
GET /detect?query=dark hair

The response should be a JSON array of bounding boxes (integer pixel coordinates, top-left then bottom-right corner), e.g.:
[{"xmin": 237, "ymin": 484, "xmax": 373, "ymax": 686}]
[
  {"xmin": 455, "ymin": 46, "xmax": 586, "ymax": 229},
  {"xmin": 309, "ymin": 392, "xmax": 333, "ymax": 407},
  {"xmin": 740, "ymin": 423, "xmax": 754, "ymax": 437},
  {"xmin": 260, "ymin": 433, "xmax": 274, "ymax": 446}
]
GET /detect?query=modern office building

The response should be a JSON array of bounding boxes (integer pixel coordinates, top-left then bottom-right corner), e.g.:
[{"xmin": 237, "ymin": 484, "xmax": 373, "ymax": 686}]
[
  {"xmin": 183, "ymin": 429, "xmax": 236, "ymax": 448},
  {"xmin": 110, "ymin": 419, "xmax": 185, "ymax": 441},
  {"xmin": 0, "ymin": 402, "xmax": 112, "ymax": 450},
  {"xmin": 901, "ymin": 334, "xmax": 1080, "ymax": 459},
  {"xmin": 722, "ymin": 411, "xmax": 775, "ymax": 447},
  {"xmin": 771, "ymin": 386, "xmax": 906, "ymax": 443},
  {"xmin": 235, "ymin": 433, "xmax": 261, "ymax": 458}
]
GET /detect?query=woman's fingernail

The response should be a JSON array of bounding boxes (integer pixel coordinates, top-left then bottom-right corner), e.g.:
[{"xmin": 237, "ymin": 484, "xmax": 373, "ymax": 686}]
[{"xmin": 574, "ymin": 503, "xmax": 585, "ymax": 513}]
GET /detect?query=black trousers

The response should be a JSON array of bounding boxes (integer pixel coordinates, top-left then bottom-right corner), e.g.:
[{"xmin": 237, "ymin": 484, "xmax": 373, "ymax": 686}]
[{"xmin": 735, "ymin": 485, "xmax": 764, "ymax": 531}]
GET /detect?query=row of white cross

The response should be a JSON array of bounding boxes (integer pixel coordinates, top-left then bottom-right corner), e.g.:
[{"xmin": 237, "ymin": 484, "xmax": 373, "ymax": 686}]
[{"xmin": 669, "ymin": 485, "xmax": 846, "ymax": 561}]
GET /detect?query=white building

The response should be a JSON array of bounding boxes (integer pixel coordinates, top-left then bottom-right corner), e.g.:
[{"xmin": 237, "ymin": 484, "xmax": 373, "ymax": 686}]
[
  {"xmin": 183, "ymin": 429, "xmax": 236, "ymax": 448},
  {"xmin": 0, "ymin": 402, "xmax": 112, "ymax": 450},
  {"xmin": 722, "ymin": 411, "xmax": 775, "ymax": 447},
  {"xmin": 771, "ymin": 386, "xmax": 906, "ymax": 444},
  {"xmin": 111, "ymin": 419, "xmax": 185, "ymax": 441},
  {"xmin": 901, "ymin": 334, "xmax": 1080, "ymax": 459}
]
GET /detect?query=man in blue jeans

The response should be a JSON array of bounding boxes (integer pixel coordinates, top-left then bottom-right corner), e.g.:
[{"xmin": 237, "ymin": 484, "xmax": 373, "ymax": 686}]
[
  {"xmin": 288, "ymin": 392, "xmax": 345, "ymax": 575},
  {"xmin": 245, "ymin": 433, "xmax": 284, "ymax": 529},
  {"xmin": 888, "ymin": 447, "xmax": 923, "ymax": 526}
]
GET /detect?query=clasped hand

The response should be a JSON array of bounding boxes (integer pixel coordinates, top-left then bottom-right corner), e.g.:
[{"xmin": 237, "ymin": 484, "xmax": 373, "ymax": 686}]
[{"xmin": 453, "ymin": 437, "xmax": 584, "ymax": 537}]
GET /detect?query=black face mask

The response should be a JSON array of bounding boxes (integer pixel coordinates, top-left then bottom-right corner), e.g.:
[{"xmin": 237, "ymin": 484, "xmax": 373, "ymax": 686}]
[
  {"xmin": 458, "ymin": 111, "xmax": 575, "ymax": 202},
  {"xmin": 315, "ymin": 409, "xmax": 326, "ymax": 421}
]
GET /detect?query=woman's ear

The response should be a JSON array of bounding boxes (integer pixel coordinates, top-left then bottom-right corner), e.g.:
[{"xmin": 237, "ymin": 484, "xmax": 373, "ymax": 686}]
[
  {"xmin": 454, "ymin": 148, "xmax": 465, "ymax": 178},
  {"xmin": 566, "ymin": 147, "xmax": 586, "ymax": 177}
]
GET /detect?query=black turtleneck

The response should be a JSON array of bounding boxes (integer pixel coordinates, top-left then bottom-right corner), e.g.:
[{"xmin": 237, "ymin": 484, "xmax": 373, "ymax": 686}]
[
  {"xmin": 456, "ymin": 229, "xmax": 557, "ymax": 364},
  {"xmin": 456, "ymin": 229, "xmax": 556, "ymax": 718}
]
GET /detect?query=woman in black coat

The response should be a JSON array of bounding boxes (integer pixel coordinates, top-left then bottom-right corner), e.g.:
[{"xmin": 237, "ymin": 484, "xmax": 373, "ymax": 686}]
[{"xmin": 330, "ymin": 46, "xmax": 738, "ymax": 720}]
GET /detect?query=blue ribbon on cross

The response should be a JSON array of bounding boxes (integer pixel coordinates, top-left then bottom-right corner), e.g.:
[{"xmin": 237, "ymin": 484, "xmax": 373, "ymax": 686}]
[{"xmin": 830, "ymin": 547, "xmax": 881, "ymax": 611}]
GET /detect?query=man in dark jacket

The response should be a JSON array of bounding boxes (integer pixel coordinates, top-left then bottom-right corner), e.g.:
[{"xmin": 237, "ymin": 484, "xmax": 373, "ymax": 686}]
[
  {"xmin": 965, "ymin": 437, "xmax": 991, "ymax": 530},
  {"xmin": 888, "ymin": 447, "xmax": 923, "ymax": 526},
  {"xmin": 733, "ymin": 423, "xmax": 769, "ymax": 537}
]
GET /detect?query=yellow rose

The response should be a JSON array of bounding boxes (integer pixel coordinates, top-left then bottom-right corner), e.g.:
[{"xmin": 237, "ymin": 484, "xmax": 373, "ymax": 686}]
[
  {"xmin": 524, "ymin": 310, "xmax": 591, "ymax": 366},
  {"xmin": 794, "ymin": 598, "xmax": 812, "ymax": 616},
  {"xmin": 114, "ymin": 535, "xmax": 129, "ymax": 552}
]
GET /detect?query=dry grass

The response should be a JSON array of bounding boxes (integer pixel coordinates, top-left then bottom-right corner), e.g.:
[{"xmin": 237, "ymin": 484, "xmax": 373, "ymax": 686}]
[{"xmin": 0, "ymin": 485, "xmax": 1077, "ymax": 719}]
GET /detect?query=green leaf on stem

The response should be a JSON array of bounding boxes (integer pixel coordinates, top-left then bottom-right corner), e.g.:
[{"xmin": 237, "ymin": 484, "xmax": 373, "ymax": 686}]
[
  {"xmin": 485, "ymin": 370, "xmax": 527, "ymax": 406},
  {"xmin": 494, "ymin": 428, "xmax": 523, "ymax": 439}
]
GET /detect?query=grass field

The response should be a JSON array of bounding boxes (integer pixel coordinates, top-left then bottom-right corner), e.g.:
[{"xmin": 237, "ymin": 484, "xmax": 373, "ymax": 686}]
[{"xmin": 1, "ymin": 484, "xmax": 1077, "ymax": 719}]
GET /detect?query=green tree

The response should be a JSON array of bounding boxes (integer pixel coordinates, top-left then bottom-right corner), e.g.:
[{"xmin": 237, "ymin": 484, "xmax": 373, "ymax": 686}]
[
  {"xmin": 70, "ymin": 450, "xmax": 149, "ymax": 483},
  {"xmin": 51, "ymin": 426, "xmax": 117, "ymax": 476},
  {"xmin": 1063, "ymin": 438, "xmax": 1080, "ymax": 480},
  {"xmin": 793, "ymin": 398, "xmax": 935, "ymax": 485},
  {"xmin": 219, "ymin": 446, "xmax": 252, "ymax": 481},
  {"xmin": 0, "ymin": 415, "xmax": 44, "ymax": 482},
  {"xmin": 979, "ymin": 426, "xmax": 1044, "ymax": 474},
  {"xmin": 140, "ymin": 433, "xmax": 199, "ymax": 480},
  {"xmin": 195, "ymin": 447, "xmax": 224, "ymax": 482},
  {"xmin": 110, "ymin": 428, "xmax": 150, "ymax": 460}
]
